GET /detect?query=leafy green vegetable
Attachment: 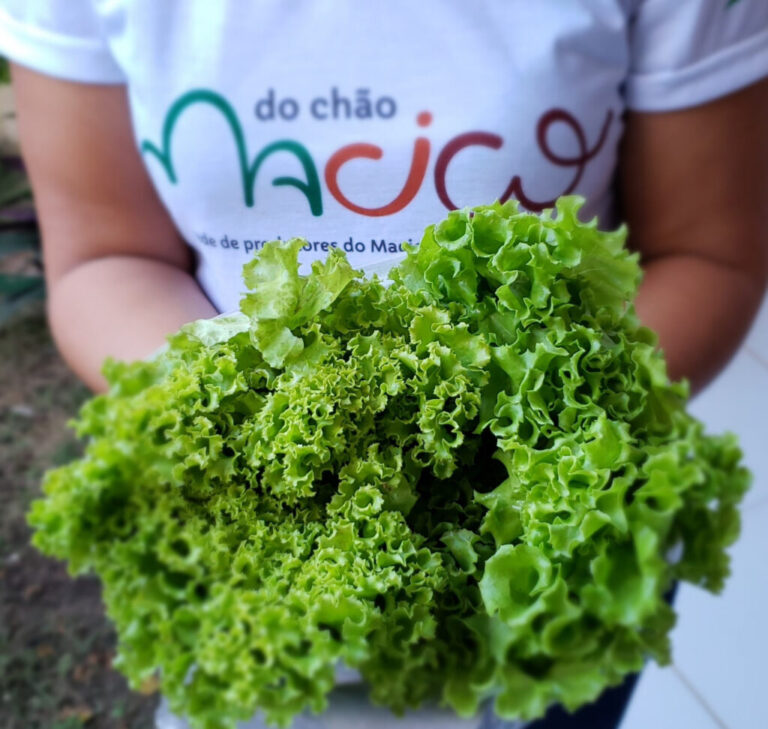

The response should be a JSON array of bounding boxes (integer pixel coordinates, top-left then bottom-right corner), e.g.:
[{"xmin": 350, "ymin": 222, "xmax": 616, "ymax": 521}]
[{"xmin": 28, "ymin": 198, "xmax": 749, "ymax": 728}]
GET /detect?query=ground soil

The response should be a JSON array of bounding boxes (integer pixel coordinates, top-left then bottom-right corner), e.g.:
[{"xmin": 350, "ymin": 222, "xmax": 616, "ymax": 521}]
[{"xmin": 0, "ymin": 304, "xmax": 159, "ymax": 729}]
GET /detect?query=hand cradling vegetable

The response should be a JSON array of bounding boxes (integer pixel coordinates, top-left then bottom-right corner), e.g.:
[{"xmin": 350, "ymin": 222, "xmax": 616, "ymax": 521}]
[{"xmin": 28, "ymin": 198, "xmax": 749, "ymax": 729}]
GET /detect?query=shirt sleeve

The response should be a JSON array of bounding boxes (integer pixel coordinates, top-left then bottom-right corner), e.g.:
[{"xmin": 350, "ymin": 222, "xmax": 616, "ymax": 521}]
[
  {"xmin": 625, "ymin": 0, "xmax": 768, "ymax": 112},
  {"xmin": 0, "ymin": 0, "xmax": 124, "ymax": 83}
]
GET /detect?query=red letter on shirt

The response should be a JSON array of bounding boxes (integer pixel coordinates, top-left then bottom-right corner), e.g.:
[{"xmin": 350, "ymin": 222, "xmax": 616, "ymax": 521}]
[
  {"xmin": 434, "ymin": 132, "xmax": 504, "ymax": 211},
  {"xmin": 500, "ymin": 108, "xmax": 614, "ymax": 211}
]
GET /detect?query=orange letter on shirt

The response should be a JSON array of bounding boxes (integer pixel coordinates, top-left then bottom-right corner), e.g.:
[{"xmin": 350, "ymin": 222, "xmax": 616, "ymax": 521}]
[{"xmin": 325, "ymin": 113, "xmax": 432, "ymax": 217}]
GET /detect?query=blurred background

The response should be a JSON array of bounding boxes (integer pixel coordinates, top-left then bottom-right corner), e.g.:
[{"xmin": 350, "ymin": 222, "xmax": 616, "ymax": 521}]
[
  {"xmin": 0, "ymin": 58, "xmax": 766, "ymax": 729},
  {"xmin": 0, "ymin": 59, "xmax": 158, "ymax": 729}
]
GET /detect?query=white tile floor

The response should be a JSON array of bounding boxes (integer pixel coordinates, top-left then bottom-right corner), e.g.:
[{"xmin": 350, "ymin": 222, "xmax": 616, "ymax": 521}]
[{"xmin": 620, "ymin": 295, "xmax": 768, "ymax": 729}]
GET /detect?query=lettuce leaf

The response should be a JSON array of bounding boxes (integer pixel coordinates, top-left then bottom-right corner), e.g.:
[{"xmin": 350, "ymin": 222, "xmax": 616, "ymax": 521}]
[{"xmin": 28, "ymin": 197, "xmax": 750, "ymax": 728}]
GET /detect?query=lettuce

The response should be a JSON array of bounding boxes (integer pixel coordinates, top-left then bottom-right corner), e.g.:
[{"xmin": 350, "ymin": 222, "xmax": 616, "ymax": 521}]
[{"xmin": 28, "ymin": 198, "xmax": 749, "ymax": 728}]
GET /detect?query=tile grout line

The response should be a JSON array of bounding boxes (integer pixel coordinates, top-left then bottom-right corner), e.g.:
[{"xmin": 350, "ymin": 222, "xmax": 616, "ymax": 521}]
[
  {"xmin": 744, "ymin": 345, "xmax": 768, "ymax": 373},
  {"xmin": 671, "ymin": 664, "xmax": 731, "ymax": 729}
]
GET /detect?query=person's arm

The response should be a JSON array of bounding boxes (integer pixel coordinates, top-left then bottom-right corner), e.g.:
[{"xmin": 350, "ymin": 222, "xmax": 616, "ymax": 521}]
[
  {"xmin": 620, "ymin": 78, "xmax": 768, "ymax": 395},
  {"xmin": 12, "ymin": 64, "xmax": 217, "ymax": 393}
]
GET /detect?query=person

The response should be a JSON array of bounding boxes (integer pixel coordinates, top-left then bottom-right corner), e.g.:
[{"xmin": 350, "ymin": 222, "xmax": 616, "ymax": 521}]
[{"xmin": 1, "ymin": 2, "xmax": 766, "ymax": 728}]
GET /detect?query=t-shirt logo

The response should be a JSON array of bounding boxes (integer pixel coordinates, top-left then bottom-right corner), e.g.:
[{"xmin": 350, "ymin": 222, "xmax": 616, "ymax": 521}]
[{"xmin": 141, "ymin": 89, "xmax": 613, "ymax": 218}]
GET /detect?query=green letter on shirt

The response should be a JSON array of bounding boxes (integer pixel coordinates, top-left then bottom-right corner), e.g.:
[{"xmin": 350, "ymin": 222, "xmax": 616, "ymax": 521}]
[{"xmin": 141, "ymin": 89, "xmax": 323, "ymax": 216}]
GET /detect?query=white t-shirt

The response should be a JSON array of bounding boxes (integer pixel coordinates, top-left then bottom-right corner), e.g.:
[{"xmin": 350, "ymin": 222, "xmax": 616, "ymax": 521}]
[{"xmin": 1, "ymin": 0, "xmax": 767, "ymax": 313}]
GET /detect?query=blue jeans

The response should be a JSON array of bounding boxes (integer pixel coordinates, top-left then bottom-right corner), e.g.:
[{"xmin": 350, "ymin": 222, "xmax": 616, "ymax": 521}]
[{"xmin": 520, "ymin": 674, "xmax": 642, "ymax": 729}]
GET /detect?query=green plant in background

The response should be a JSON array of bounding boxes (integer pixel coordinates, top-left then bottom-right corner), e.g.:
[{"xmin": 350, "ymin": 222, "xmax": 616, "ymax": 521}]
[
  {"xmin": 0, "ymin": 56, "xmax": 46, "ymax": 325},
  {"xmin": 0, "ymin": 158, "xmax": 45, "ymax": 325}
]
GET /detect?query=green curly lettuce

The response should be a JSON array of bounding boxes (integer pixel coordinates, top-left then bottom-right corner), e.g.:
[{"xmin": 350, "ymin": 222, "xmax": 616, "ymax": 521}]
[{"xmin": 28, "ymin": 197, "xmax": 750, "ymax": 728}]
